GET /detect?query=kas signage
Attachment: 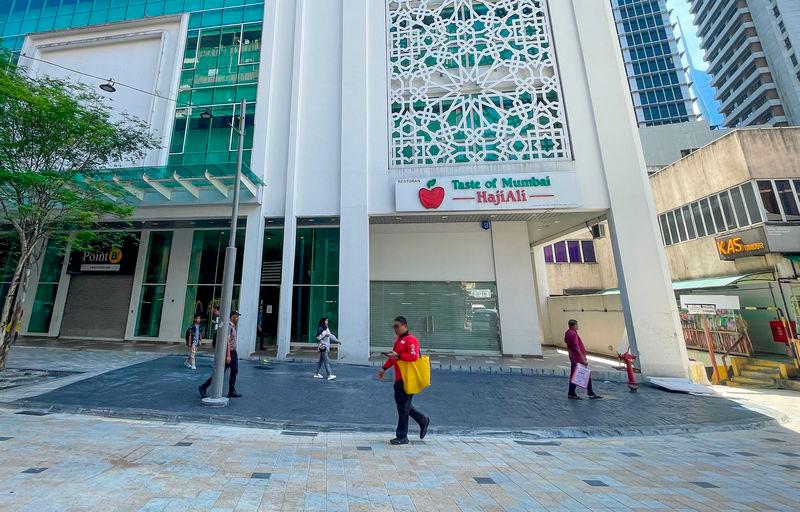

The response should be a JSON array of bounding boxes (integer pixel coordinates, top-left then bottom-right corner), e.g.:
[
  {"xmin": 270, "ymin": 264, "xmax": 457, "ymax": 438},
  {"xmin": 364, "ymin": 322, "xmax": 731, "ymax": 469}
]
[
  {"xmin": 395, "ymin": 172, "xmax": 580, "ymax": 212},
  {"xmin": 715, "ymin": 227, "xmax": 769, "ymax": 261}
]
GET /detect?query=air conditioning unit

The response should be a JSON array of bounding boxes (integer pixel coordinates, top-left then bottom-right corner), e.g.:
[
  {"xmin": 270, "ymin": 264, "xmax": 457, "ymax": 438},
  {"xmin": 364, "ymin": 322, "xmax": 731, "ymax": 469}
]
[{"xmin": 590, "ymin": 223, "xmax": 607, "ymax": 239}]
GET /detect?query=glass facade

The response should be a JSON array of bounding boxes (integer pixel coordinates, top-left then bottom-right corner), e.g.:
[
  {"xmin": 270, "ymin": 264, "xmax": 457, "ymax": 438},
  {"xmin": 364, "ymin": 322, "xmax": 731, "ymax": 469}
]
[
  {"xmin": 1, "ymin": 1, "xmax": 264, "ymax": 169},
  {"xmin": 370, "ymin": 281, "xmax": 501, "ymax": 353},
  {"xmin": 291, "ymin": 227, "xmax": 339, "ymax": 344},
  {"xmin": 183, "ymin": 228, "xmax": 244, "ymax": 338},
  {"xmin": 135, "ymin": 231, "xmax": 173, "ymax": 337},
  {"xmin": 27, "ymin": 238, "xmax": 67, "ymax": 333},
  {"xmin": 0, "ymin": 234, "xmax": 21, "ymax": 310}
]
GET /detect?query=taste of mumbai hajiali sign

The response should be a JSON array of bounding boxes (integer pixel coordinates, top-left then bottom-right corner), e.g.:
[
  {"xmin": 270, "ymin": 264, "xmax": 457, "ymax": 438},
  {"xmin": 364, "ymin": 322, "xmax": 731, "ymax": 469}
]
[{"xmin": 395, "ymin": 172, "xmax": 580, "ymax": 212}]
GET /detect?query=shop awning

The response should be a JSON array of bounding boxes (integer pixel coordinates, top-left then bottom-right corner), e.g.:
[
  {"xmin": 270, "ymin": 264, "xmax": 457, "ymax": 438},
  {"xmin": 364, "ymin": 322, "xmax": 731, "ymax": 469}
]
[
  {"xmin": 81, "ymin": 163, "xmax": 264, "ymax": 204},
  {"xmin": 599, "ymin": 273, "xmax": 774, "ymax": 295}
]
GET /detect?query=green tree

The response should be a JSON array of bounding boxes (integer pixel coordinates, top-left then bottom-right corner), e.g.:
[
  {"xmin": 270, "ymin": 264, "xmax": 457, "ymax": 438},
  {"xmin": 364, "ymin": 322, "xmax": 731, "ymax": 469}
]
[{"xmin": 0, "ymin": 57, "xmax": 159, "ymax": 368}]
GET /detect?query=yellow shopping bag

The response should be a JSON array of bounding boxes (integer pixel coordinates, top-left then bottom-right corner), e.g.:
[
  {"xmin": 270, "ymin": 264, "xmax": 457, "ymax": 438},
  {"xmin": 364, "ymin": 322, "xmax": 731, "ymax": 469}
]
[{"xmin": 397, "ymin": 355, "xmax": 431, "ymax": 394}]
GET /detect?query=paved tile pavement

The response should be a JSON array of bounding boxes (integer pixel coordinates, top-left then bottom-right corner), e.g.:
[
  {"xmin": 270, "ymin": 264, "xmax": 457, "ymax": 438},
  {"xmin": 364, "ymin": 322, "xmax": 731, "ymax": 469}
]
[
  {"xmin": 0, "ymin": 409, "xmax": 798, "ymax": 511},
  {"xmin": 7, "ymin": 354, "xmax": 772, "ymax": 436}
]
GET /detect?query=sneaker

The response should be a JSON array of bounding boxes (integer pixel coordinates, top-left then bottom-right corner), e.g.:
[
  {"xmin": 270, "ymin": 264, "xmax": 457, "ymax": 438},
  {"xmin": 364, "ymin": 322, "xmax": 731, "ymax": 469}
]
[
  {"xmin": 420, "ymin": 417, "xmax": 430, "ymax": 440},
  {"xmin": 228, "ymin": 391, "xmax": 242, "ymax": 398},
  {"xmin": 184, "ymin": 361, "xmax": 192, "ymax": 369},
  {"xmin": 198, "ymin": 385, "xmax": 207, "ymax": 399},
  {"xmin": 567, "ymin": 394, "xmax": 582, "ymax": 400},
  {"xmin": 588, "ymin": 394, "xmax": 603, "ymax": 400},
  {"xmin": 313, "ymin": 374, "xmax": 323, "ymax": 379},
  {"xmin": 328, "ymin": 375, "xmax": 337, "ymax": 380},
  {"xmin": 389, "ymin": 437, "xmax": 409, "ymax": 445},
  {"xmin": 191, "ymin": 365, "xmax": 197, "ymax": 370}
]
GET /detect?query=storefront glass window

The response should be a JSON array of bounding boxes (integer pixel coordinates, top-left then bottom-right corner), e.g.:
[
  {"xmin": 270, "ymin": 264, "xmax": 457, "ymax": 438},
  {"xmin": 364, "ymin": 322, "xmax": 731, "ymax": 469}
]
[
  {"xmin": 690, "ymin": 202, "xmax": 706, "ymax": 238},
  {"xmin": 543, "ymin": 245, "xmax": 554, "ymax": 263},
  {"xmin": 567, "ymin": 241, "xmax": 581, "ymax": 263},
  {"xmin": 718, "ymin": 191, "xmax": 737, "ymax": 230},
  {"xmin": 291, "ymin": 227, "xmax": 339, "ymax": 343},
  {"xmin": 370, "ymin": 281, "xmax": 501, "ymax": 353},
  {"xmin": 581, "ymin": 241, "xmax": 596, "ymax": 263},
  {"xmin": 700, "ymin": 198, "xmax": 717, "ymax": 234},
  {"xmin": 708, "ymin": 195, "xmax": 726, "ymax": 232},
  {"xmin": 659, "ymin": 214, "xmax": 672, "ymax": 245},
  {"xmin": 729, "ymin": 187, "xmax": 749, "ymax": 227},
  {"xmin": 681, "ymin": 205, "xmax": 695, "ymax": 239},
  {"xmin": 28, "ymin": 238, "xmax": 67, "ymax": 334},
  {"xmin": 775, "ymin": 180, "xmax": 800, "ymax": 221},
  {"xmin": 742, "ymin": 182, "xmax": 762, "ymax": 224},
  {"xmin": 553, "ymin": 241, "xmax": 567, "ymax": 263},
  {"xmin": 0, "ymin": 234, "xmax": 21, "ymax": 307},
  {"xmin": 135, "ymin": 231, "xmax": 173, "ymax": 337},
  {"xmin": 183, "ymin": 228, "xmax": 244, "ymax": 338},
  {"xmin": 757, "ymin": 180, "xmax": 783, "ymax": 221}
]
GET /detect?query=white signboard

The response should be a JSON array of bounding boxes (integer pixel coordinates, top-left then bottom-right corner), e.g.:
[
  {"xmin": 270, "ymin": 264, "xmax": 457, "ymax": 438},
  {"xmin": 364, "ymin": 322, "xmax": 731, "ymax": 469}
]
[
  {"xmin": 686, "ymin": 304, "xmax": 717, "ymax": 315},
  {"xmin": 395, "ymin": 172, "xmax": 580, "ymax": 212},
  {"xmin": 680, "ymin": 294, "xmax": 741, "ymax": 311}
]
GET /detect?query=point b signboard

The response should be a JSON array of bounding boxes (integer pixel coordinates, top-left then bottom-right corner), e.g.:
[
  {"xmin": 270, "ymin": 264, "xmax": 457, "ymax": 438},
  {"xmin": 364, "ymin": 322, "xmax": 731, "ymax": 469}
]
[{"xmin": 395, "ymin": 172, "xmax": 580, "ymax": 212}]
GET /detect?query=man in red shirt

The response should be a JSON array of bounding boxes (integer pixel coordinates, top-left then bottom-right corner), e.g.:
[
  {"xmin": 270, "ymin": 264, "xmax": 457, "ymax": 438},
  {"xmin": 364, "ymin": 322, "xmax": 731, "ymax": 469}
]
[
  {"xmin": 565, "ymin": 319, "xmax": 601, "ymax": 400},
  {"xmin": 377, "ymin": 316, "xmax": 430, "ymax": 445}
]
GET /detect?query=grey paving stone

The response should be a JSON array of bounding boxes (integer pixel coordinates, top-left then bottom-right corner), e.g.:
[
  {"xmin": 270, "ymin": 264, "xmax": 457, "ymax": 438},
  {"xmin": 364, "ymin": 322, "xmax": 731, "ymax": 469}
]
[
  {"xmin": 250, "ymin": 472, "xmax": 271, "ymax": 480},
  {"xmin": 474, "ymin": 477, "xmax": 496, "ymax": 484},
  {"xmin": 691, "ymin": 481, "xmax": 720, "ymax": 489},
  {"xmin": 583, "ymin": 480, "xmax": 609, "ymax": 487}
]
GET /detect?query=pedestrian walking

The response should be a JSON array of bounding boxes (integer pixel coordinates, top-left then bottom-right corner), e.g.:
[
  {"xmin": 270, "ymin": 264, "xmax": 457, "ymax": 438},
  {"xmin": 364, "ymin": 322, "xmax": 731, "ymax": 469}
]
[
  {"xmin": 565, "ymin": 319, "xmax": 602, "ymax": 400},
  {"xmin": 313, "ymin": 317, "xmax": 341, "ymax": 380},
  {"xmin": 184, "ymin": 314, "xmax": 202, "ymax": 370},
  {"xmin": 377, "ymin": 316, "xmax": 430, "ymax": 445},
  {"xmin": 198, "ymin": 310, "xmax": 241, "ymax": 399},
  {"xmin": 257, "ymin": 301, "xmax": 266, "ymax": 351}
]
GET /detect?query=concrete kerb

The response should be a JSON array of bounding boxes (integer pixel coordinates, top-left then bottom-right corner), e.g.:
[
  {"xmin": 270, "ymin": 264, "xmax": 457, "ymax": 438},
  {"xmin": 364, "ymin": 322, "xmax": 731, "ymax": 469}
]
[{"xmin": 1, "ymin": 401, "xmax": 787, "ymax": 440}]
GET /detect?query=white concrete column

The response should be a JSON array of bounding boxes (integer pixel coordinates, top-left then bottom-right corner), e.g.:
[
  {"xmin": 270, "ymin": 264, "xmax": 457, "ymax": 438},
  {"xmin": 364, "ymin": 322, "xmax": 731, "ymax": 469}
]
[
  {"xmin": 236, "ymin": 210, "xmax": 266, "ymax": 357},
  {"xmin": 125, "ymin": 230, "xmax": 150, "ymax": 340},
  {"xmin": 275, "ymin": 0, "xmax": 308, "ymax": 360},
  {"xmin": 531, "ymin": 244, "xmax": 553, "ymax": 345},
  {"xmin": 571, "ymin": 0, "xmax": 688, "ymax": 378},
  {"xmin": 159, "ymin": 229, "xmax": 193, "ymax": 342},
  {"xmin": 491, "ymin": 222, "xmax": 542, "ymax": 357},
  {"xmin": 47, "ymin": 241, "xmax": 72, "ymax": 337},
  {"xmin": 337, "ymin": 0, "xmax": 371, "ymax": 364}
]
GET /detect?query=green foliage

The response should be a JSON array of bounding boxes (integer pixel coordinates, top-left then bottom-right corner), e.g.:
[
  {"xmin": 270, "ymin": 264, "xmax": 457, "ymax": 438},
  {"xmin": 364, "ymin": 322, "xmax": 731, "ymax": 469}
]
[{"xmin": 0, "ymin": 55, "xmax": 159, "ymax": 253}]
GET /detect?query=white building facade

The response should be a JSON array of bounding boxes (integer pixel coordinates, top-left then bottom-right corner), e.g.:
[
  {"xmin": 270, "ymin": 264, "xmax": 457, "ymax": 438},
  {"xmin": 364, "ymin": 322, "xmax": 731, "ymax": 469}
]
[{"xmin": 5, "ymin": 0, "xmax": 689, "ymax": 378}]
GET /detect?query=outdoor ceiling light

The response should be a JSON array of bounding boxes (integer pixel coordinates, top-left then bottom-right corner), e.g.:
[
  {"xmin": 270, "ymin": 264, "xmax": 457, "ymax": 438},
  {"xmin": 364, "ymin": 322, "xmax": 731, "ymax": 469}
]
[{"xmin": 99, "ymin": 79, "xmax": 116, "ymax": 93}]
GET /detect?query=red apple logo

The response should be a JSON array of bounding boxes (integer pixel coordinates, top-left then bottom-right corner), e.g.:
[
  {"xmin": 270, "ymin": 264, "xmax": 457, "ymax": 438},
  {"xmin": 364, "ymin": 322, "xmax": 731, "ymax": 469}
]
[{"xmin": 418, "ymin": 179, "xmax": 445, "ymax": 209}]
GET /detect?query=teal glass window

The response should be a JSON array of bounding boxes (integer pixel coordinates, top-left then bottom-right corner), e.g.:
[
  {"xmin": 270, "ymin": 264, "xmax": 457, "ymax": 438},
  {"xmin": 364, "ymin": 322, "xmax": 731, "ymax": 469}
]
[
  {"xmin": 291, "ymin": 227, "xmax": 339, "ymax": 343},
  {"xmin": 183, "ymin": 228, "xmax": 243, "ymax": 337},
  {"xmin": 28, "ymin": 238, "xmax": 67, "ymax": 334},
  {"xmin": 135, "ymin": 231, "xmax": 173, "ymax": 337},
  {"xmin": 0, "ymin": 234, "xmax": 21, "ymax": 311}
]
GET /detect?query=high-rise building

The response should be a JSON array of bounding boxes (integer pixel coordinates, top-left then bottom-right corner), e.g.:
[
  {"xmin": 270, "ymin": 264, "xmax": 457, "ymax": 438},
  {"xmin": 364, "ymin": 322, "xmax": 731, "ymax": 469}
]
[
  {"xmin": 690, "ymin": 0, "xmax": 800, "ymax": 127},
  {"xmin": 610, "ymin": 0, "xmax": 699, "ymax": 126}
]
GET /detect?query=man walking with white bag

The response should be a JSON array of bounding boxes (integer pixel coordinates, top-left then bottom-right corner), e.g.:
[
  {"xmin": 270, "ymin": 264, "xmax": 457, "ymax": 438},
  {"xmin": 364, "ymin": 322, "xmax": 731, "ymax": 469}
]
[{"xmin": 565, "ymin": 319, "xmax": 602, "ymax": 400}]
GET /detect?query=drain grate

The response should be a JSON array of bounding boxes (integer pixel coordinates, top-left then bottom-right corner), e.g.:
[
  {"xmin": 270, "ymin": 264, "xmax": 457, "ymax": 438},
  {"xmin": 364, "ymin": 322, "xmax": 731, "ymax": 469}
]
[
  {"xmin": 280, "ymin": 431, "xmax": 318, "ymax": 438},
  {"xmin": 251, "ymin": 472, "xmax": 272, "ymax": 480},
  {"xmin": 473, "ymin": 477, "xmax": 496, "ymax": 484}
]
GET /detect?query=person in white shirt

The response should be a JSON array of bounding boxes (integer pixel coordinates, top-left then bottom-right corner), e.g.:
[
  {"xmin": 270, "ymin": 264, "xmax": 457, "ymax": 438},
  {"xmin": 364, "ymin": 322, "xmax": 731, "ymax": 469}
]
[{"xmin": 314, "ymin": 317, "xmax": 341, "ymax": 380}]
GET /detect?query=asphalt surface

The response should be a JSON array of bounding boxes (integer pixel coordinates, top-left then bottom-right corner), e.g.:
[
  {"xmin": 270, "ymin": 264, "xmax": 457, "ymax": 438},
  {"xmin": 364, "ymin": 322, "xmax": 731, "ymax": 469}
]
[{"xmin": 15, "ymin": 356, "xmax": 769, "ymax": 436}]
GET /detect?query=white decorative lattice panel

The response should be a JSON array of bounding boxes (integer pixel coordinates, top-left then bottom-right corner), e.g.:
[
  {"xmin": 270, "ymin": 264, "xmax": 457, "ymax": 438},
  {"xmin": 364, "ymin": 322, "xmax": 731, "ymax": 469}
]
[{"xmin": 387, "ymin": 0, "xmax": 571, "ymax": 167}]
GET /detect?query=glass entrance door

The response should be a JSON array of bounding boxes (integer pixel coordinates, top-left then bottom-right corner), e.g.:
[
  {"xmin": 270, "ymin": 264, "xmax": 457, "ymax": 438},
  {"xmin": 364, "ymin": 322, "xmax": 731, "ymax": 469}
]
[{"xmin": 370, "ymin": 281, "xmax": 502, "ymax": 353}]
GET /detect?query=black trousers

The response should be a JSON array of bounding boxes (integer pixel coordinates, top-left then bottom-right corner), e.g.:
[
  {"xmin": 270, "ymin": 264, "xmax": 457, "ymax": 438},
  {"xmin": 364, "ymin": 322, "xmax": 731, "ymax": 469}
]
[
  {"xmin": 393, "ymin": 379, "xmax": 427, "ymax": 439},
  {"xmin": 201, "ymin": 349, "xmax": 239, "ymax": 394},
  {"xmin": 568, "ymin": 362, "xmax": 594, "ymax": 396}
]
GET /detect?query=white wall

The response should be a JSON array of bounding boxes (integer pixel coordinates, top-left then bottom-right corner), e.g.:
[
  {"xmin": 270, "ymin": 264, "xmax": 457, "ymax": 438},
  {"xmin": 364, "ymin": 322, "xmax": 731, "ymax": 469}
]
[
  {"xmin": 491, "ymin": 222, "xmax": 542, "ymax": 356},
  {"xmin": 370, "ymin": 223, "xmax": 495, "ymax": 282},
  {"xmin": 21, "ymin": 15, "xmax": 187, "ymax": 167}
]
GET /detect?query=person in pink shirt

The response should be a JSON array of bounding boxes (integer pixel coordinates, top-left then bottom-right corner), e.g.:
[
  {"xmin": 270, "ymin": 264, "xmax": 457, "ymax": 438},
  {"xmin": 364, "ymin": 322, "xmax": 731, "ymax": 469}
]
[{"xmin": 565, "ymin": 319, "xmax": 601, "ymax": 400}]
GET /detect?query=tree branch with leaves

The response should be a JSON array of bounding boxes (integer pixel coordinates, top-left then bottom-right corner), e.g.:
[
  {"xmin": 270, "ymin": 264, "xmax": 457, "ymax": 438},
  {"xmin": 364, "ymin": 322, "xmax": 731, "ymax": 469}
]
[{"xmin": 0, "ymin": 56, "xmax": 159, "ymax": 368}]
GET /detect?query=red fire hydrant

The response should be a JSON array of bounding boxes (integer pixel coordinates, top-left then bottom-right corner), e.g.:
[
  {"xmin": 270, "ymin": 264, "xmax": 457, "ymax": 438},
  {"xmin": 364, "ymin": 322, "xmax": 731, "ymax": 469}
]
[{"xmin": 618, "ymin": 350, "xmax": 639, "ymax": 392}]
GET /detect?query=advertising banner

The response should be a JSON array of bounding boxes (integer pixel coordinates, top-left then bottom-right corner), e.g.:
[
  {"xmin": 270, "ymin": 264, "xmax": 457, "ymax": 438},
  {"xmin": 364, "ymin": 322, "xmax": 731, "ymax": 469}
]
[
  {"xmin": 67, "ymin": 233, "xmax": 140, "ymax": 275},
  {"xmin": 395, "ymin": 172, "xmax": 580, "ymax": 212}
]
